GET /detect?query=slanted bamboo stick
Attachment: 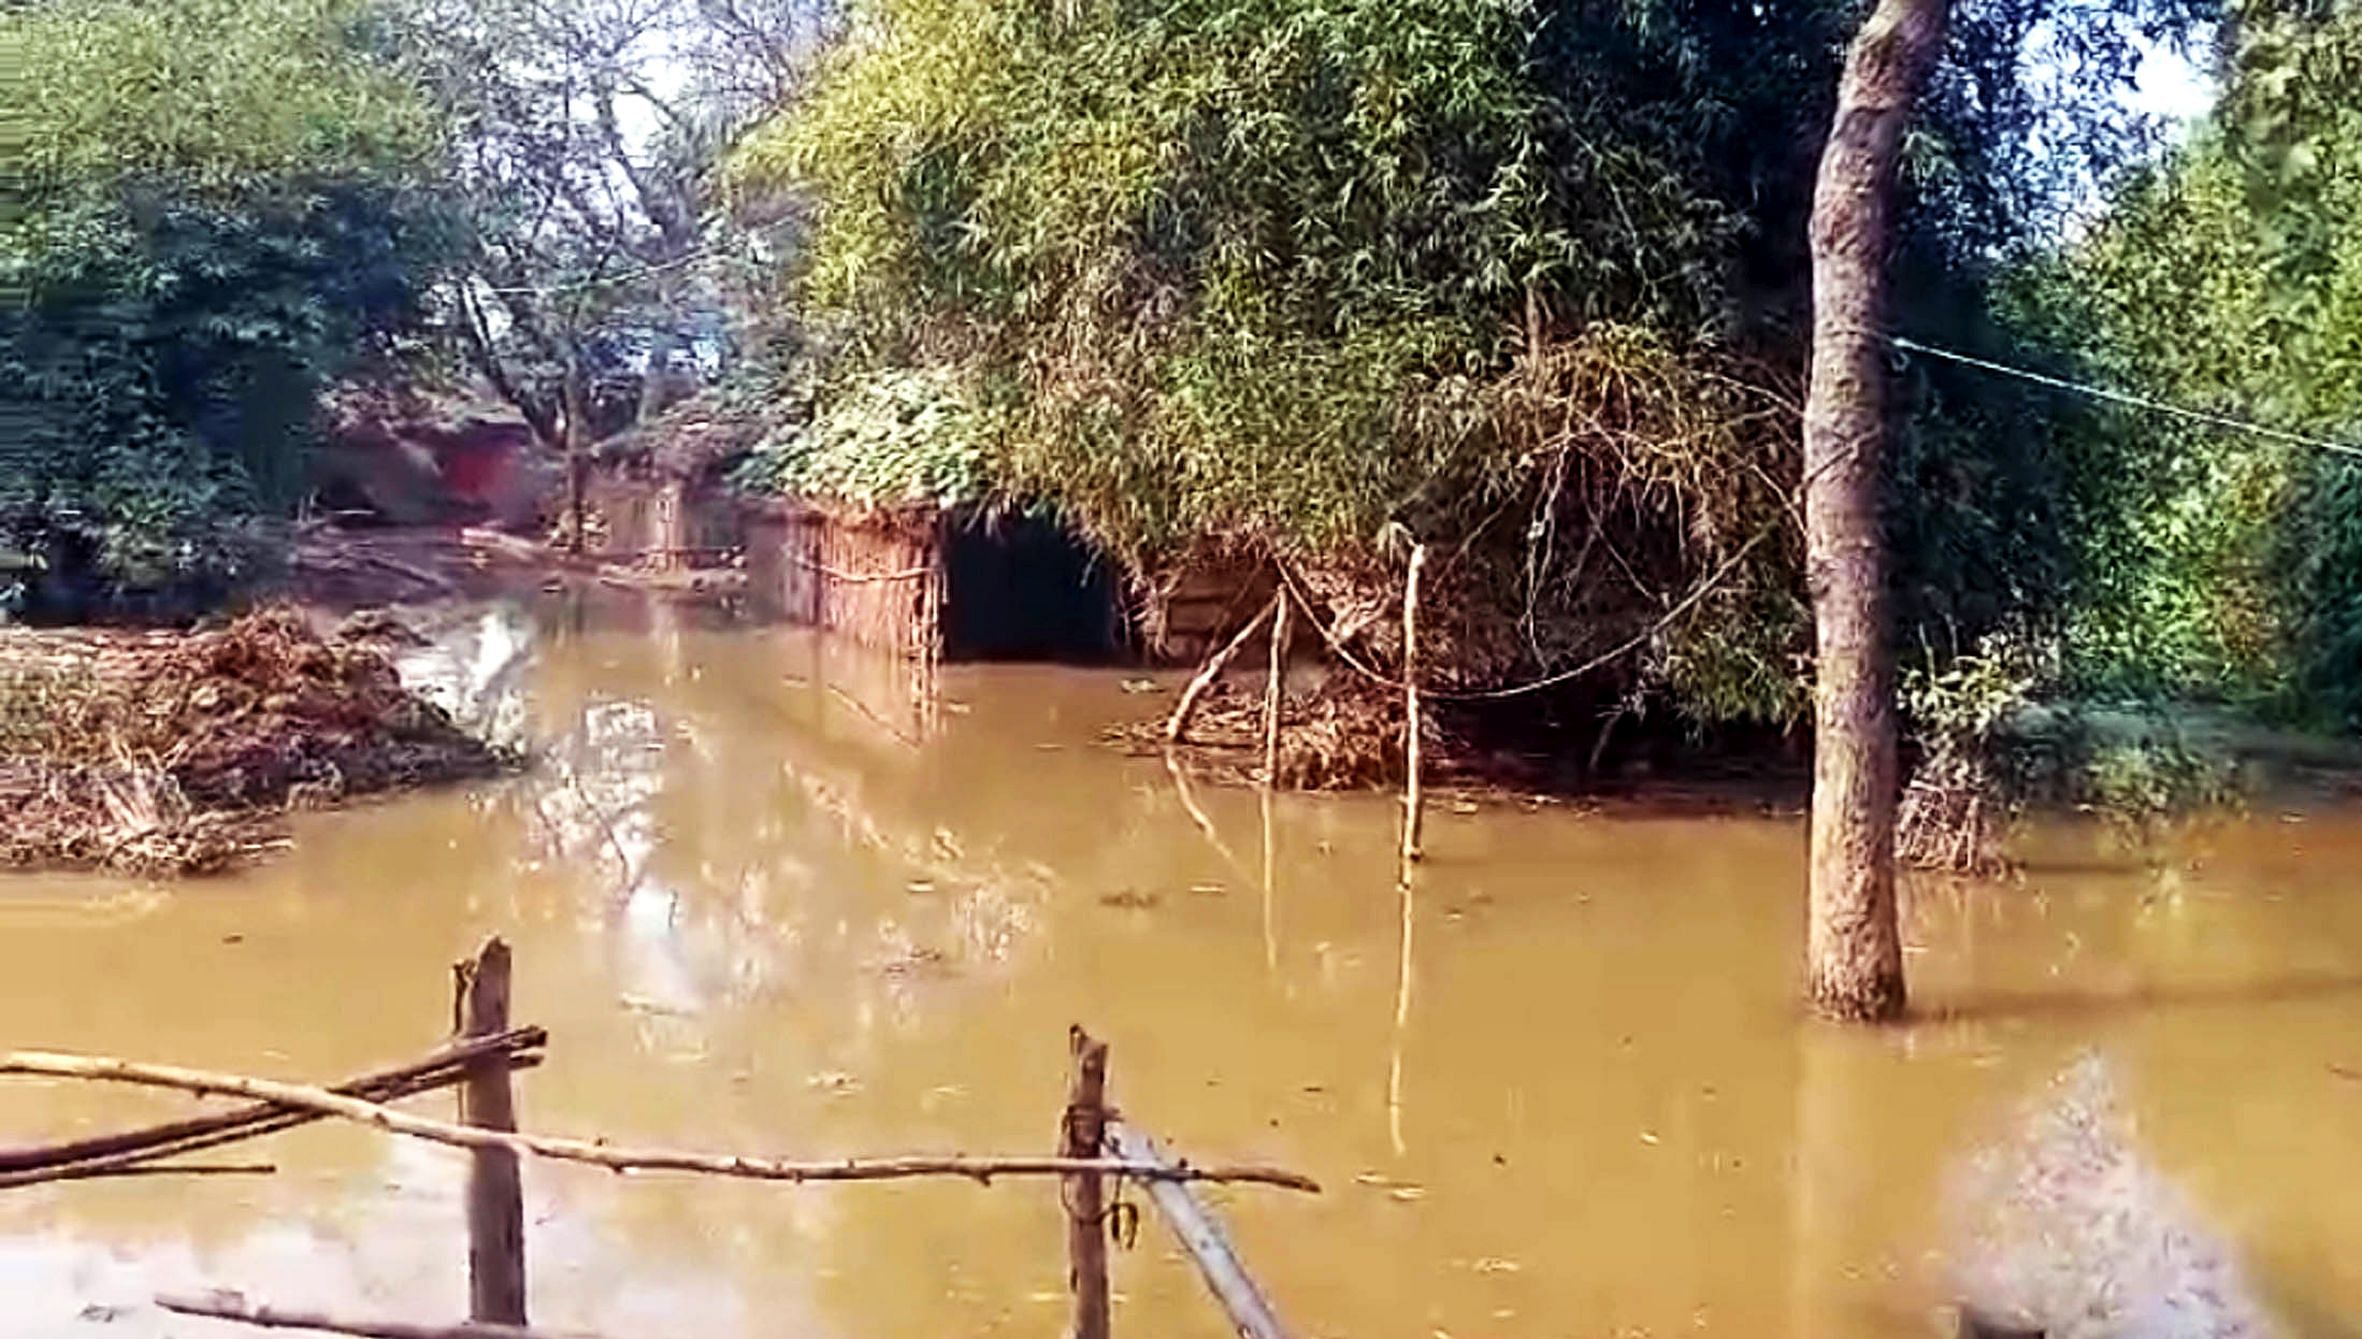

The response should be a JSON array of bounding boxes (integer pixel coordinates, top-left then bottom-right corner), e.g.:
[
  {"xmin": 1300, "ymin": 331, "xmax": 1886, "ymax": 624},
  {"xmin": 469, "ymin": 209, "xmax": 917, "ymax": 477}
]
[
  {"xmin": 0, "ymin": 1051, "xmax": 1320, "ymax": 1192},
  {"xmin": 58, "ymin": 1161, "xmax": 274, "ymax": 1179},
  {"xmin": 1261, "ymin": 594, "xmax": 1292, "ymax": 784},
  {"xmin": 1167, "ymin": 596, "xmax": 1280, "ymax": 744},
  {"xmin": 1105, "ymin": 1120, "xmax": 1291, "ymax": 1339},
  {"xmin": 155, "ymin": 1291, "xmax": 601, "ymax": 1339},
  {"xmin": 0, "ymin": 1052, "xmax": 543, "ymax": 1191}
]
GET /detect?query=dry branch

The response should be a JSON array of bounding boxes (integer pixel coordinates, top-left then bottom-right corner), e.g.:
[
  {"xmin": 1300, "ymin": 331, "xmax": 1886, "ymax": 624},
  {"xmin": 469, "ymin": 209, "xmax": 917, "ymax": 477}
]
[
  {"xmin": 156, "ymin": 1291, "xmax": 601, "ymax": 1339},
  {"xmin": 2, "ymin": 1051, "xmax": 1320, "ymax": 1192},
  {"xmin": 0, "ymin": 1028, "xmax": 544, "ymax": 1185},
  {"xmin": 1167, "ymin": 596, "xmax": 1279, "ymax": 744},
  {"xmin": 57, "ymin": 1161, "xmax": 275, "ymax": 1179}
]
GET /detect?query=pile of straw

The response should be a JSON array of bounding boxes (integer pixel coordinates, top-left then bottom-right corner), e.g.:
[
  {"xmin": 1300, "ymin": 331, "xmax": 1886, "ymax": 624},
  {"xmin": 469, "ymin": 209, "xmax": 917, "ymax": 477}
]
[{"xmin": 1, "ymin": 607, "xmax": 506, "ymax": 875}]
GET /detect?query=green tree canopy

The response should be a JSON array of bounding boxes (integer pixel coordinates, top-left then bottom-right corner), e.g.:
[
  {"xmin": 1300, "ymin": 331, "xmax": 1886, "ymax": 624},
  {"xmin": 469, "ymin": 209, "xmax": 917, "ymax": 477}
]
[
  {"xmin": 1, "ymin": 0, "xmax": 455, "ymax": 613},
  {"xmin": 734, "ymin": 0, "xmax": 2205, "ymax": 716},
  {"xmin": 2010, "ymin": 0, "xmax": 2362, "ymax": 722}
]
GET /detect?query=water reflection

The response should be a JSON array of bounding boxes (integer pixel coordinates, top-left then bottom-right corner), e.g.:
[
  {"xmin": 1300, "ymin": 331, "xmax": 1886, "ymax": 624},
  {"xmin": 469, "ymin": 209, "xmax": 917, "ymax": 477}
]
[{"xmin": 0, "ymin": 592, "xmax": 2356, "ymax": 1337}]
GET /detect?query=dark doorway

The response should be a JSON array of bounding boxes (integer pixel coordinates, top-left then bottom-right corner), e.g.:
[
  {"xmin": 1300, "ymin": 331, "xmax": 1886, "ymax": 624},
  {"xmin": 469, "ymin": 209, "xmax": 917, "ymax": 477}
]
[{"xmin": 942, "ymin": 513, "xmax": 1124, "ymax": 661}]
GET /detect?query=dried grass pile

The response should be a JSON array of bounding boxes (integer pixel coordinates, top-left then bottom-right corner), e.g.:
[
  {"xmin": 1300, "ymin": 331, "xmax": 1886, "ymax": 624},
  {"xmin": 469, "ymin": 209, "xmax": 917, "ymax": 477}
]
[{"xmin": 0, "ymin": 607, "xmax": 507, "ymax": 875}]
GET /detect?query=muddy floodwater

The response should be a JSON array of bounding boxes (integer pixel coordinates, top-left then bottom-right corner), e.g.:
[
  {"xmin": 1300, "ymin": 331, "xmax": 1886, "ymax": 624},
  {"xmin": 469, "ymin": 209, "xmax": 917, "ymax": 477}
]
[{"xmin": 7, "ymin": 593, "xmax": 2362, "ymax": 1338}]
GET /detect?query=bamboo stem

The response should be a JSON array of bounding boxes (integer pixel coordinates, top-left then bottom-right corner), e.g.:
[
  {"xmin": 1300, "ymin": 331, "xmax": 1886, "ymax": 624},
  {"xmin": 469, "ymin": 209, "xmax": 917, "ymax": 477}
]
[
  {"xmin": 156, "ymin": 1291, "xmax": 601, "ymax": 1339},
  {"xmin": 1166, "ymin": 596, "xmax": 1279, "ymax": 744},
  {"xmin": 0, "ymin": 1055, "xmax": 544, "ymax": 1191},
  {"xmin": 1400, "ymin": 543, "xmax": 1429, "ymax": 870},
  {"xmin": 0, "ymin": 1051, "xmax": 1320, "ymax": 1192},
  {"xmin": 1063, "ymin": 1028, "xmax": 1112, "ymax": 1339},
  {"xmin": 1105, "ymin": 1120, "xmax": 1290, "ymax": 1339},
  {"xmin": 0, "ymin": 1028, "xmax": 544, "ymax": 1181},
  {"xmin": 1261, "ymin": 593, "xmax": 1291, "ymax": 785},
  {"xmin": 455, "ymin": 939, "xmax": 527, "ymax": 1326},
  {"xmin": 57, "ymin": 1161, "xmax": 275, "ymax": 1179}
]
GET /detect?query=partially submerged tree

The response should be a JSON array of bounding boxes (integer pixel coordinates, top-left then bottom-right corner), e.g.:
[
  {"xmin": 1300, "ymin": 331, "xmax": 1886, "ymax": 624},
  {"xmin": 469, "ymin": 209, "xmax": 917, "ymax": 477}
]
[{"xmin": 1803, "ymin": 0, "xmax": 1953, "ymax": 1022}]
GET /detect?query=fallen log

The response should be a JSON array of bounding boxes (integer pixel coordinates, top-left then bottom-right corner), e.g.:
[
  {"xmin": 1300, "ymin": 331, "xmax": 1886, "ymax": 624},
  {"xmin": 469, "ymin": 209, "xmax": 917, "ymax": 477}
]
[
  {"xmin": 2, "ymin": 1050, "xmax": 1321, "ymax": 1192},
  {"xmin": 1105, "ymin": 1119, "xmax": 1291, "ymax": 1339},
  {"xmin": 0, "ymin": 1027, "xmax": 544, "ymax": 1183},
  {"xmin": 156, "ymin": 1291, "xmax": 601, "ymax": 1339}
]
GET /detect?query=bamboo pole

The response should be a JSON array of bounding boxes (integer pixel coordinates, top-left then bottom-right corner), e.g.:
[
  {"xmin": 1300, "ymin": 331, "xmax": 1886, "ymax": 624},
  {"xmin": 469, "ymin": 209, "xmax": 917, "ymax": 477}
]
[
  {"xmin": 0, "ymin": 1029, "xmax": 544, "ymax": 1184},
  {"xmin": 1104, "ymin": 1120, "xmax": 1290, "ymax": 1339},
  {"xmin": 0, "ymin": 1052, "xmax": 1321, "ymax": 1192},
  {"xmin": 1062, "ymin": 1028, "xmax": 1112, "ymax": 1339},
  {"xmin": 1400, "ymin": 543, "xmax": 1429, "ymax": 869},
  {"xmin": 156, "ymin": 1291, "xmax": 602, "ymax": 1339},
  {"xmin": 1166, "ymin": 597, "xmax": 1280, "ymax": 744},
  {"xmin": 0, "ymin": 1057, "xmax": 544, "ymax": 1191},
  {"xmin": 1261, "ymin": 594, "xmax": 1291, "ymax": 785},
  {"xmin": 60, "ymin": 1161, "xmax": 274, "ymax": 1179},
  {"xmin": 455, "ymin": 939, "xmax": 527, "ymax": 1326}
]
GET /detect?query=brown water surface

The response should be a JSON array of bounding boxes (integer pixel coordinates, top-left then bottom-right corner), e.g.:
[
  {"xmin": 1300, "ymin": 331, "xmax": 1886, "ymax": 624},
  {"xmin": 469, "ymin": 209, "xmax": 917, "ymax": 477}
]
[{"xmin": 4, "ymin": 593, "xmax": 2361, "ymax": 1337}]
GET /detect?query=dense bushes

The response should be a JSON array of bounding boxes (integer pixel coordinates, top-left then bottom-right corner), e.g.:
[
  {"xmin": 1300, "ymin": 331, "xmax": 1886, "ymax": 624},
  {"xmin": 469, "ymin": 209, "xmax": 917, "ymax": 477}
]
[
  {"xmin": 734, "ymin": 0, "xmax": 2195, "ymax": 724},
  {"xmin": 2015, "ymin": 0, "xmax": 2362, "ymax": 725},
  {"xmin": 0, "ymin": 0, "xmax": 453, "ymax": 616}
]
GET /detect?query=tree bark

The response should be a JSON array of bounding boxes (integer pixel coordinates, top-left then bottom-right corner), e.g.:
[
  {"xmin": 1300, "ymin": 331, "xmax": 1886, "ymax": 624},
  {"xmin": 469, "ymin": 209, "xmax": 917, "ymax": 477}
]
[
  {"xmin": 1802, "ymin": 0, "xmax": 1946, "ymax": 1022},
  {"xmin": 562, "ymin": 354, "xmax": 589, "ymax": 556}
]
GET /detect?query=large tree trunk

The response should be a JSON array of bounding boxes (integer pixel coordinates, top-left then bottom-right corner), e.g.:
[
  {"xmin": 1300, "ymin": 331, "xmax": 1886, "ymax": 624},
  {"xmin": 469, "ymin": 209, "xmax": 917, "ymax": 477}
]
[
  {"xmin": 1802, "ymin": 0, "xmax": 1946, "ymax": 1022},
  {"xmin": 562, "ymin": 354, "xmax": 588, "ymax": 557}
]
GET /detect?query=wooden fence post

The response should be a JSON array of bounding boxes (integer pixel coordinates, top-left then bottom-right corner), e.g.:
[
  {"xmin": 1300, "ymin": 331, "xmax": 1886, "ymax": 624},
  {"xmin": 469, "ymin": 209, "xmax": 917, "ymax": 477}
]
[
  {"xmin": 1062, "ymin": 1027, "xmax": 1112, "ymax": 1339},
  {"xmin": 1400, "ymin": 542, "xmax": 1429, "ymax": 871},
  {"xmin": 454, "ymin": 938, "xmax": 527, "ymax": 1326}
]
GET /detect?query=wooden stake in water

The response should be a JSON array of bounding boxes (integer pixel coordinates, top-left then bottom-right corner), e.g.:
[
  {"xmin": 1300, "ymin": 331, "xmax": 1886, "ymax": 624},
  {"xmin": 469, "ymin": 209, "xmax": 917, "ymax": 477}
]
[
  {"xmin": 1262, "ymin": 592, "xmax": 1292, "ymax": 785},
  {"xmin": 1400, "ymin": 543, "xmax": 1429, "ymax": 870},
  {"xmin": 1062, "ymin": 1027, "xmax": 1112, "ymax": 1339},
  {"xmin": 454, "ymin": 938, "xmax": 527, "ymax": 1326}
]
